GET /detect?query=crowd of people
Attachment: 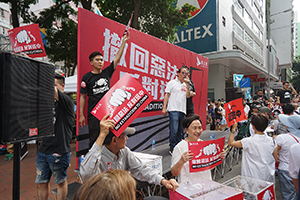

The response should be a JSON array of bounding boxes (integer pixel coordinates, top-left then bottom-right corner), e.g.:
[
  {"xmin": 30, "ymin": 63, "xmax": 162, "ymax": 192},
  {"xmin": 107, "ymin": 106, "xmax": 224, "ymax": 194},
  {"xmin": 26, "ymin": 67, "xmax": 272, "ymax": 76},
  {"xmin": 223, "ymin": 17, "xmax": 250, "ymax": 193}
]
[{"xmin": 36, "ymin": 29, "xmax": 300, "ymax": 200}]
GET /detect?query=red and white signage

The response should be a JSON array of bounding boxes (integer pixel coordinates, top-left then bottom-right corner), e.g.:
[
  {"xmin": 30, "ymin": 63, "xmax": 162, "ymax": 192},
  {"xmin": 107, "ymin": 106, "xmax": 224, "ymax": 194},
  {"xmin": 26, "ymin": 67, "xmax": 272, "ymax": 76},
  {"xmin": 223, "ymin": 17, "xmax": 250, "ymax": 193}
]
[
  {"xmin": 91, "ymin": 74, "xmax": 153, "ymax": 137},
  {"xmin": 29, "ymin": 128, "xmax": 38, "ymax": 137},
  {"xmin": 77, "ymin": 8, "xmax": 208, "ymax": 123},
  {"xmin": 8, "ymin": 24, "xmax": 46, "ymax": 58},
  {"xmin": 224, "ymin": 98, "xmax": 247, "ymax": 127},
  {"xmin": 188, "ymin": 137, "xmax": 225, "ymax": 173}
]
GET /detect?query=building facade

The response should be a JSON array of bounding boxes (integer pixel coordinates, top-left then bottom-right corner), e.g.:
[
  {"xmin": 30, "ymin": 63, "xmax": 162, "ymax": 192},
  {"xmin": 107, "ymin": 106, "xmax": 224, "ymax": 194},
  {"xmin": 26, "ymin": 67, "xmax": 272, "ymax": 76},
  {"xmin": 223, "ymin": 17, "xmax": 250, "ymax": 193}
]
[
  {"xmin": 0, "ymin": 2, "xmax": 12, "ymax": 52},
  {"xmin": 294, "ymin": 22, "xmax": 300, "ymax": 58},
  {"xmin": 174, "ymin": 0, "xmax": 286, "ymax": 100}
]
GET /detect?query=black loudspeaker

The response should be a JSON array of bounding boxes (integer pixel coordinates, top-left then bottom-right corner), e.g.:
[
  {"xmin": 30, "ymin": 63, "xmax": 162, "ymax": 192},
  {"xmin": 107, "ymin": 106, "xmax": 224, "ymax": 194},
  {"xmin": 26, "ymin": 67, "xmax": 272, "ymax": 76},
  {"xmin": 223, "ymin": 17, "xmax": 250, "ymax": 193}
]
[{"xmin": 0, "ymin": 52, "xmax": 55, "ymax": 144}]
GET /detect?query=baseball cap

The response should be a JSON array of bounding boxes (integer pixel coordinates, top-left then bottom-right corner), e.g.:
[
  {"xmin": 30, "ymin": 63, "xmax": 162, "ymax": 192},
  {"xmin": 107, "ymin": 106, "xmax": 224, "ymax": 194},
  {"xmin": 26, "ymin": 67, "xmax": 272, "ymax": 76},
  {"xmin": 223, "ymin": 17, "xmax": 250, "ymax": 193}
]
[
  {"xmin": 279, "ymin": 114, "xmax": 300, "ymax": 137},
  {"xmin": 259, "ymin": 107, "xmax": 274, "ymax": 120},
  {"xmin": 104, "ymin": 127, "xmax": 136, "ymax": 145}
]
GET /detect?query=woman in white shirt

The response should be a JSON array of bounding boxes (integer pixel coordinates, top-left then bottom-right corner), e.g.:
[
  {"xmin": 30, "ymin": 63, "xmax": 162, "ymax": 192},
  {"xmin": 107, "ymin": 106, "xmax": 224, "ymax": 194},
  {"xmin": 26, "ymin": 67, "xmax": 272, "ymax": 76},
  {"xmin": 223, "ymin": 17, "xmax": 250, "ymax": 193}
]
[{"xmin": 171, "ymin": 114, "xmax": 224, "ymax": 183}]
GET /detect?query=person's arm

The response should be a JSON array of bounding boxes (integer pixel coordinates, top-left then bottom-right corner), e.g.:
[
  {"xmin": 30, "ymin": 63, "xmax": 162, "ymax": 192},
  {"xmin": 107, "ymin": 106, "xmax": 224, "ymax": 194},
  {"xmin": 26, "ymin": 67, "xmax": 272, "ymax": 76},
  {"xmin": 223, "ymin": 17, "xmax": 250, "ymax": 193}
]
[
  {"xmin": 276, "ymin": 96, "xmax": 280, "ymax": 104},
  {"xmin": 184, "ymin": 81, "xmax": 191, "ymax": 98},
  {"xmin": 80, "ymin": 114, "xmax": 115, "ymax": 182},
  {"xmin": 113, "ymin": 33, "xmax": 130, "ymax": 69},
  {"xmin": 228, "ymin": 122, "xmax": 243, "ymax": 148},
  {"xmin": 292, "ymin": 178, "xmax": 299, "ymax": 193},
  {"xmin": 171, "ymin": 151, "xmax": 193, "ymax": 177},
  {"xmin": 273, "ymin": 145, "xmax": 281, "ymax": 162},
  {"xmin": 79, "ymin": 93, "xmax": 86, "ymax": 128},
  {"xmin": 161, "ymin": 179, "xmax": 179, "ymax": 191},
  {"xmin": 162, "ymin": 93, "xmax": 170, "ymax": 116},
  {"xmin": 290, "ymin": 84, "xmax": 297, "ymax": 95}
]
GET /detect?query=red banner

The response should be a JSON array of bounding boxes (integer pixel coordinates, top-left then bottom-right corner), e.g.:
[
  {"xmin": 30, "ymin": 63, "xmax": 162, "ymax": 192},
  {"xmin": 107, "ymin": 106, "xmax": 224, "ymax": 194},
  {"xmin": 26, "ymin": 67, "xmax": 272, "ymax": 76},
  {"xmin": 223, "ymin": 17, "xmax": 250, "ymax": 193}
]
[
  {"xmin": 244, "ymin": 74, "xmax": 258, "ymax": 79},
  {"xmin": 224, "ymin": 98, "xmax": 247, "ymax": 127},
  {"xmin": 91, "ymin": 74, "xmax": 152, "ymax": 137},
  {"xmin": 254, "ymin": 78, "xmax": 266, "ymax": 82},
  {"xmin": 188, "ymin": 137, "xmax": 225, "ymax": 173},
  {"xmin": 77, "ymin": 8, "xmax": 208, "ymax": 122},
  {"xmin": 8, "ymin": 24, "xmax": 46, "ymax": 58}
]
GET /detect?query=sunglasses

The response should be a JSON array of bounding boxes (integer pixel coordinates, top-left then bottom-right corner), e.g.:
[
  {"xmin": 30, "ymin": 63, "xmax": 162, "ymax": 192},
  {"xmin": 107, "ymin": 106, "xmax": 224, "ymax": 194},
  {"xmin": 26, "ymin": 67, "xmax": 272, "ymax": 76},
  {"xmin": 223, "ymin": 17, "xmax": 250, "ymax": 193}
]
[{"xmin": 181, "ymin": 72, "xmax": 188, "ymax": 75}]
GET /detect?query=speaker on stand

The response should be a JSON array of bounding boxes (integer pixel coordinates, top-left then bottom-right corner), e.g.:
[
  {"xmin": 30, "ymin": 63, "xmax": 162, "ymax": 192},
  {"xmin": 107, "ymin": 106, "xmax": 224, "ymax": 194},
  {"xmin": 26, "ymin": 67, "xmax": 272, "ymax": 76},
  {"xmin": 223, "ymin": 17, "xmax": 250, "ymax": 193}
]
[{"xmin": 0, "ymin": 52, "xmax": 55, "ymax": 200}]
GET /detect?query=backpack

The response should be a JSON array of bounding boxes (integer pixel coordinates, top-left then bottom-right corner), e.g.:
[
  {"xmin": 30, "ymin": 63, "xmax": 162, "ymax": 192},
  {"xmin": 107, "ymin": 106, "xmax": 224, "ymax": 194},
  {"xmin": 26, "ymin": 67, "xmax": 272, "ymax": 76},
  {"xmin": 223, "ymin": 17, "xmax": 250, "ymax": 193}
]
[{"xmin": 237, "ymin": 120, "xmax": 251, "ymax": 140}]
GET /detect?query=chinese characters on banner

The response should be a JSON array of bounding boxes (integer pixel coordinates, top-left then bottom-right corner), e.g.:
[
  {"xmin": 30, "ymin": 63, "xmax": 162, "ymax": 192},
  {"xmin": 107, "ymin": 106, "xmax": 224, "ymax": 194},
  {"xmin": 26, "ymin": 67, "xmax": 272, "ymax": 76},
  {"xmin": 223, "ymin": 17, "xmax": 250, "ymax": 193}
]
[
  {"xmin": 8, "ymin": 24, "xmax": 46, "ymax": 58},
  {"xmin": 91, "ymin": 74, "xmax": 152, "ymax": 137},
  {"xmin": 77, "ymin": 8, "xmax": 209, "ymax": 121},
  {"xmin": 188, "ymin": 137, "xmax": 225, "ymax": 173},
  {"xmin": 224, "ymin": 98, "xmax": 247, "ymax": 127}
]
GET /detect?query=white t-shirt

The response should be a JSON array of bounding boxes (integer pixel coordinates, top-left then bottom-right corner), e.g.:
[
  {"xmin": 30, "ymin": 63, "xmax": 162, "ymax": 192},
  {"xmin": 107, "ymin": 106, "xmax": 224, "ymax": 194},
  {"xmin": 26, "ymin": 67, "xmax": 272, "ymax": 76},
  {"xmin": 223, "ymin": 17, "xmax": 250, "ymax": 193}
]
[
  {"xmin": 289, "ymin": 143, "xmax": 300, "ymax": 179},
  {"xmin": 165, "ymin": 78, "xmax": 187, "ymax": 114},
  {"xmin": 171, "ymin": 140, "xmax": 211, "ymax": 183},
  {"xmin": 241, "ymin": 134, "xmax": 276, "ymax": 183},
  {"xmin": 275, "ymin": 134, "xmax": 300, "ymax": 171}
]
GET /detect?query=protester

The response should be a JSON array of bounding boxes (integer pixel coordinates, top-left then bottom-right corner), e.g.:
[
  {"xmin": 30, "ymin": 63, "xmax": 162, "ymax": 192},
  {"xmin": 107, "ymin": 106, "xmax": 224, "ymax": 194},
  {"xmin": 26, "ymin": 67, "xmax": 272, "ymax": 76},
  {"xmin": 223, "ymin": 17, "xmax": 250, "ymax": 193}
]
[
  {"xmin": 162, "ymin": 65, "xmax": 191, "ymax": 153},
  {"xmin": 275, "ymin": 104, "xmax": 295, "ymax": 135},
  {"xmin": 214, "ymin": 102, "xmax": 223, "ymax": 131},
  {"xmin": 249, "ymin": 106, "xmax": 274, "ymax": 136},
  {"xmin": 36, "ymin": 73, "xmax": 74, "ymax": 200},
  {"xmin": 79, "ymin": 32, "xmax": 130, "ymax": 148},
  {"xmin": 80, "ymin": 114, "xmax": 179, "ymax": 191},
  {"xmin": 272, "ymin": 114, "xmax": 299, "ymax": 200},
  {"xmin": 253, "ymin": 89, "xmax": 268, "ymax": 106},
  {"xmin": 208, "ymin": 102, "xmax": 216, "ymax": 130},
  {"xmin": 74, "ymin": 169, "xmax": 136, "ymax": 200},
  {"xmin": 228, "ymin": 114, "xmax": 276, "ymax": 183},
  {"xmin": 185, "ymin": 68, "xmax": 196, "ymax": 116},
  {"xmin": 277, "ymin": 115, "xmax": 300, "ymax": 193},
  {"xmin": 171, "ymin": 114, "xmax": 225, "ymax": 183},
  {"xmin": 276, "ymin": 81, "xmax": 297, "ymax": 104}
]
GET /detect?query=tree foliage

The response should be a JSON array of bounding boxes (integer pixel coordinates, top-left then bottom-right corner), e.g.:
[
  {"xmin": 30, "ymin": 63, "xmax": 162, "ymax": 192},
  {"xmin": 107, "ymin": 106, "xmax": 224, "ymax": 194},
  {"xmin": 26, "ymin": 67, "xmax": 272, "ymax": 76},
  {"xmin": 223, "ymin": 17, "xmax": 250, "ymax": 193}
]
[
  {"xmin": 97, "ymin": 0, "xmax": 195, "ymax": 41},
  {"xmin": 290, "ymin": 56, "xmax": 300, "ymax": 92}
]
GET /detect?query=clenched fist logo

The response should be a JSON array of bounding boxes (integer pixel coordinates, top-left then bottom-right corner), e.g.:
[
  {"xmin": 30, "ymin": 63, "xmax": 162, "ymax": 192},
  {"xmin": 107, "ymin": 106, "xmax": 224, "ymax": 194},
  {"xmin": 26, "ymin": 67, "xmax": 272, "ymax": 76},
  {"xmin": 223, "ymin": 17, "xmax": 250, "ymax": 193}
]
[
  {"xmin": 16, "ymin": 30, "xmax": 31, "ymax": 44},
  {"xmin": 109, "ymin": 88, "xmax": 132, "ymax": 107},
  {"xmin": 203, "ymin": 143, "xmax": 219, "ymax": 156}
]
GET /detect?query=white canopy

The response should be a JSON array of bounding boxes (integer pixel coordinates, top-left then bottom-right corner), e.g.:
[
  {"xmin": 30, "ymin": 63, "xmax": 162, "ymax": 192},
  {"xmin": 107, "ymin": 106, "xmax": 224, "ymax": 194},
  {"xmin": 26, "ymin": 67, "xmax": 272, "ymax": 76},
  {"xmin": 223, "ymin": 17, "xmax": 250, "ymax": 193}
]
[{"xmin": 64, "ymin": 74, "xmax": 77, "ymax": 93}]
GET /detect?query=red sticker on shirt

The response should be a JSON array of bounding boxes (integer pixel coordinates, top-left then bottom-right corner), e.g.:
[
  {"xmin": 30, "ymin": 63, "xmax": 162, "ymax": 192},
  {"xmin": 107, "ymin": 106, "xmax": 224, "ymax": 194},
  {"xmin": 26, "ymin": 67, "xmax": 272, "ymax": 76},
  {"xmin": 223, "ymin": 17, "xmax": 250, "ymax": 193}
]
[{"xmin": 81, "ymin": 81, "xmax": 86, "ymax": 88}]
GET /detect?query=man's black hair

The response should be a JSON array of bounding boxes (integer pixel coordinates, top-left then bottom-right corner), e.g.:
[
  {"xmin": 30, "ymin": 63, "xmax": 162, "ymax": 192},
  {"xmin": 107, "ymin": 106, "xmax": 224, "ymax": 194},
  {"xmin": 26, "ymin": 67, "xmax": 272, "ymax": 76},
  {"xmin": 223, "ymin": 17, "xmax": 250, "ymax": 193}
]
[
  {"xmin": 55, "ymin": 73, "xmax": 65, "ymax": 85},
  {"xmin": 283, "ymin": 81, "xmax": 289, "ymax": 85},
  {"xmin": 258, "ymin": 89, "xmax": 263, "ymax": 92},
  {"xmin": 103, "ymin": 130, "xmax": 117, "ymax": 145},
  {"xmin": 177, "ymin": 64, "xmax": 189, "ymax": 73},
  {"xmin": 282, "ymin": 103, "xmax": 295, "ymax": 115},
  {"xmin": 251, "ymin": 113, "xmax": 268, "ymax": 132},
  {"xmin": 89, "ymin": 51, "xmax": 103, "ymax": 61}
]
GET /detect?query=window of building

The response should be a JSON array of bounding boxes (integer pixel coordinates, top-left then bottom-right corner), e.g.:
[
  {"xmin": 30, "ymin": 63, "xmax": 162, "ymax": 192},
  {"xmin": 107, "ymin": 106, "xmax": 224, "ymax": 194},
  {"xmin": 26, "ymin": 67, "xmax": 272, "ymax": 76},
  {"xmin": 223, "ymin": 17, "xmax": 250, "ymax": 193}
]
[
  {"xmin": 260, "ymin": 31, "xmax": 263, "ymax": 40},
  {"xmin": 245, "ymin": 32, "xmax": 253, "ymax": 47},
  {"xmin": 234, "ymin": 0, "xmax": 243, "ymax": 15},
  {"xmin": 253, "ymin": 23, "xmax": 260, "ymax": 37},
  {"xmin": 253, "ymin": 41, "xmax": 260, "ymax": 54},
  {"xmin": 2, "ymin": 27, "xmax": 5, "ymax": 34},
  {"xmin": 1, "ymin": 9, "xmax": 4, "ymax": 18},
  {"xmin": 254, "ymin": 4, "xmax": 259, "ymax": 18},
  {"xmin": 244, "ymin": 10, "xmax": 253, "ymax": 28},
  {"xmin": 233, "ymin": 20, "xmax": 244, "ymax": 39},
  {"xmin": 246, "ymin": 0, "xmax": 252, "ymax": 6}
]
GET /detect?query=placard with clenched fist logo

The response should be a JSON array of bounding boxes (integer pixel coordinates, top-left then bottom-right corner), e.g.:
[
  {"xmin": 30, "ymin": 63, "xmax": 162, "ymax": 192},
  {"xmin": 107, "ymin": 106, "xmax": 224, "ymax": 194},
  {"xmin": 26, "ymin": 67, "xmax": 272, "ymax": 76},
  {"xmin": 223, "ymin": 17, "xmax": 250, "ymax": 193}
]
[
  {"xmin": 91, "ymin": 73, "xmax": 153, "ymax": 137},
  {"xmin": 188, "ymin": 137, "xmax": 225, "ymax": 173}
]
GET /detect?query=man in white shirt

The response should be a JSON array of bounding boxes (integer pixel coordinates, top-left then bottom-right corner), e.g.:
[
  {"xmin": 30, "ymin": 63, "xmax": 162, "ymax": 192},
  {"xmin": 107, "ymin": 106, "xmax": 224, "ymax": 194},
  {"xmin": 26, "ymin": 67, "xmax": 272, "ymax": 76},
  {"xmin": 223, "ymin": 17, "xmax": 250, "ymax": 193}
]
[{"xmin": 162, "ymin": 66, "xmax": 191, "ymax": 153}]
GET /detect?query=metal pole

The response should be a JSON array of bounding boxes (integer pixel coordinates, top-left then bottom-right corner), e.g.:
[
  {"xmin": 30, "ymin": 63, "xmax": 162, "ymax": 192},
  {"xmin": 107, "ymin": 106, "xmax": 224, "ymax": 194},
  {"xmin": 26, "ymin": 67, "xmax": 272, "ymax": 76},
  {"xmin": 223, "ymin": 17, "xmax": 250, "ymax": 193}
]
[
  {"xmin": 13, "ymin": 142, "xmax": 21, "ymax": 200},
  {"xmin": 267, "ymin": 6, "xmax": 271, "ymax": 99}
]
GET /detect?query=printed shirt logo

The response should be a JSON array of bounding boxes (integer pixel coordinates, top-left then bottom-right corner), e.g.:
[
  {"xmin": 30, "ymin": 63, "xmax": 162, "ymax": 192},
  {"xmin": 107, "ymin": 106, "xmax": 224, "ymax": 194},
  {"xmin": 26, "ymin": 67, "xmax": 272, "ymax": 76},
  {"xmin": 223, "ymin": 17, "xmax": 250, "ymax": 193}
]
[
  {"xmin": 81, "ymin": 81, "xmax": 86, "ymax": 88},
  {"xmin": 93, "ymin": 78, "xmax": 109, "ymax": 95},
  {"xmin": 177, "ymin": 0, "xmax": 209, "ymax": 19}
]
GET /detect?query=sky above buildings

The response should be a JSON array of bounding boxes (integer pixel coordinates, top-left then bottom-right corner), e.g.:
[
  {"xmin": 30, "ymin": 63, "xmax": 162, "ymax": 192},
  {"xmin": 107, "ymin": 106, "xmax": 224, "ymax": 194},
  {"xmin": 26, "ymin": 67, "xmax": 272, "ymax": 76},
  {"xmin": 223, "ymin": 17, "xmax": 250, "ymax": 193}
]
[{"xmin": 294, "ymin": 0, "xmax": 300, "ymax": 22}]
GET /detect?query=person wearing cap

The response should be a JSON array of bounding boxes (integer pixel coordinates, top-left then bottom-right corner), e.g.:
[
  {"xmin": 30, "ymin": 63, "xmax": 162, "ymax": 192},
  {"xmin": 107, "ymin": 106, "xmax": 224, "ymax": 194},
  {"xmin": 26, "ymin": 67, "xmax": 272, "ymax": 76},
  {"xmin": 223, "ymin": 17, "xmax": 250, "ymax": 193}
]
[
  {"xmin": 272, "ymin": 114, "xmax": 299, "ymax": 200},
  {"xmin": 228, "ymin": 114, "xmax": 276, "ymax": 183},
  {"xmin": 278, "ymin": 114, "xmax": 300, "ymax": 193},
  {"xmin": 80, "ymin": 114, "xmax": 179, "ymax": 191}
]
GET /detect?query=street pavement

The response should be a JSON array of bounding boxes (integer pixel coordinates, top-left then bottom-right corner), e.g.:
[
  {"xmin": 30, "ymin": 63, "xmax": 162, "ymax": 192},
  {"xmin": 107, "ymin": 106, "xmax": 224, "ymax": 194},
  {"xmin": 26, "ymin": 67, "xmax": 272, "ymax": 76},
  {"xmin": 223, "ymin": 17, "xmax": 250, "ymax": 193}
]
[{"xmin": 141, "ymin": 125, "xmax": 283, "ymax": 200}]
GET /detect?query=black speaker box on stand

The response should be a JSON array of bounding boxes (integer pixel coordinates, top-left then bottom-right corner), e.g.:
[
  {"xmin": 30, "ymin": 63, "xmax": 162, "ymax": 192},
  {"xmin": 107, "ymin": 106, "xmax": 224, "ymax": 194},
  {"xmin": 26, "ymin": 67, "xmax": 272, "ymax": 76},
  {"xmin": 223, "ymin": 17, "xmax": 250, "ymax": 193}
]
[{"xmin": 0, "ymin": 52, "xmax": 55, "ymax": 144}]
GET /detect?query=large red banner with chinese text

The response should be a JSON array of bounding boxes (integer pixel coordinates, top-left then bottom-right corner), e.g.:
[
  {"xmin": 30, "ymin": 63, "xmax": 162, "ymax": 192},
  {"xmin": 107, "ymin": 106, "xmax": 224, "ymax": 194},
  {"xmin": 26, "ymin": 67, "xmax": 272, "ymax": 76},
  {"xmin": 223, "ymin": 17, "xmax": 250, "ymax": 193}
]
[
  {"xmin": 188, "ymin": 137, "xmax": 225, "ymax": 173},
  {"xmin": 91, "ymin": 74, "xmax": 153, "ymax": 137},
  {"xmin": 77, "ymin": 8, "xmax": 208, "ymax": 120},
  {"xmin": 224, "ymin": 98, "xmax": 247, "ymax": 127},
  {"xmin": 8, "ymin": 24, "xmax": 46, "ymax": 58}
]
